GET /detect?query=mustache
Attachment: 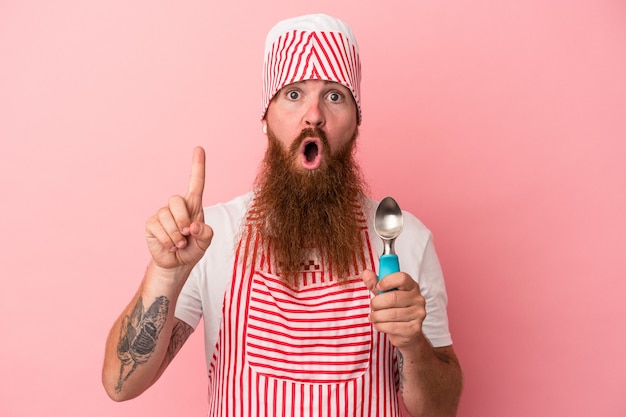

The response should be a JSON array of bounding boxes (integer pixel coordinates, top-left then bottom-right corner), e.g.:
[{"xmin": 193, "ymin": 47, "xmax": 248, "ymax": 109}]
[{"xmin": 288, "ymin": 128, "xmax": 330, "ymax": 154}]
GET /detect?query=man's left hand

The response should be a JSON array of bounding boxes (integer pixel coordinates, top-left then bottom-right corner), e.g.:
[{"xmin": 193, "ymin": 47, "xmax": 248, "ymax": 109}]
[{"xmin": 361, "ymin": 269, "xmax": 427, "ymax": 351}]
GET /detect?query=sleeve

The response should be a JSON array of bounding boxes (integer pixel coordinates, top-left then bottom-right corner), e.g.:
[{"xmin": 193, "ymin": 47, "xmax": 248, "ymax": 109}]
[
  {"xmin": 175, "ymin": 264, "xmax": 204, "ymax": 329},
  {"xmin": 417, "ymin": 233, "xmax": 453, "ymax": 348}
]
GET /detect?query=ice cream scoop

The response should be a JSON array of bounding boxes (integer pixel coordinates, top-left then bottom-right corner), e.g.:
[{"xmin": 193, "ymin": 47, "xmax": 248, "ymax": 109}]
[{"xmin": 374, "ymin": 196, "xmax": 403, "ymax": 281}]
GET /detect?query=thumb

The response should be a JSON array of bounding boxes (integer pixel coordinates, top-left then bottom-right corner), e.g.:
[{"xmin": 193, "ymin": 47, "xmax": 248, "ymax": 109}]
[
  {"xmin": 189, "ymin": 221, "xmax": 213, "ymax": 252},
  {"xmin": 361, "ymin": 269, "xmax": 380, "ymax": 295}
]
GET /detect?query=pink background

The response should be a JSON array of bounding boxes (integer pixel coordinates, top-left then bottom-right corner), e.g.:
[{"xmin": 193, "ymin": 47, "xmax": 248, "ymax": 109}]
[{"xmin": 1, "ymin": 0, "xmax": 625, "ymax": 416}]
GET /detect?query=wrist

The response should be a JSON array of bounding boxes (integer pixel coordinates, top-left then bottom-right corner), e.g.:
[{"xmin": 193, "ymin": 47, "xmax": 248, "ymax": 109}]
[
  {"xmin": 397, "ymin": 333, "xmax": 434, "ymax": 364},
  {"xmin": 146, "ymin": 261, "xmax": 194, "ymax": 291}
]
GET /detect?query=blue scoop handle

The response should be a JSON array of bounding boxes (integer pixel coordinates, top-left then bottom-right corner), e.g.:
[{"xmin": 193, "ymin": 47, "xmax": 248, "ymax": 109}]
[{"xmin": 378, "ymin": 254, "xmax": 400, "ymax": 281}]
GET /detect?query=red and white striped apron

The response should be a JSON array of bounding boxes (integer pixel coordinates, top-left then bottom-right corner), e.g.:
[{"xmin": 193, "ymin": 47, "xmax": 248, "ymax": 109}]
[{"xmin": 206, "ymin": 207, "xmax": 400, "ymax": 416}]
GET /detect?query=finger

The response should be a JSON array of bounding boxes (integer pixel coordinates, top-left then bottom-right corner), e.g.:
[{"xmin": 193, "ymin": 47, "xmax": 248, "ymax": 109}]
[
  {"xmin": 146, "ymin": 215, "xmax": 177, "ymax": 252},
  {"xmin": 186, "ymin": 146, "xmax": 206, "ymax": 204},
  {"xmin": 371, "ymin": 302, "xmax": 425, "ymax": 322},
  {"xmin": 372, "ymin": 292, "xmax": 426, "ymax": 321},
  {"xmin": 370, "ymin": 305, "xmax": 407, "ymax": 324},
  {"xmin": 361, "ymin": 269, "xmax": 379, "ymax": 294},
  {"xmin": 378, "ymin": 272, "xmax": 418, "ymax": 293},
  {"xmin": 372, "ymin": 320, "xmax": 422, "ymax": 348},
  {"xmin": 189, "ymin": 222, "xmax": 214, "ymax": 252},
  {"xmin": 156, "ymin": 206, "xmax": 187, "ymax": 249},
  {"xmin": 169, "ymin": 195, "xmax": 192, "ymax": 235}
]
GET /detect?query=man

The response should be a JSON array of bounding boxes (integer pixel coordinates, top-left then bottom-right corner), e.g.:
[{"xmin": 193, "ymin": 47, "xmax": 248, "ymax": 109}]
[{"xmin": 102, "ymin": 13, "xmax": 462, "ymax": 417}]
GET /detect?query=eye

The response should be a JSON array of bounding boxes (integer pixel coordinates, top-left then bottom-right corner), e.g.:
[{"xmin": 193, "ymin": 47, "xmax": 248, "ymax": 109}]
[
  {"xmin": 327, "ymin": 91, "xmax": 343, "ymax": 103},
  {"xmin": 287, "ymin": 90, "xmax": 301, "ymax": 100}
]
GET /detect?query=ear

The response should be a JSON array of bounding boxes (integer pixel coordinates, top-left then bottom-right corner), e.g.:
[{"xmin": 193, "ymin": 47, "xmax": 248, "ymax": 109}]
[{"xmin": 262, "ymin": 122, "xmax": 267, "ymax": 135}]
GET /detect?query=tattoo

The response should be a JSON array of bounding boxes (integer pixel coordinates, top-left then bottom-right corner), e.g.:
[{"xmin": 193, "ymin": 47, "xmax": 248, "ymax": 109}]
[
  {"xmin": 434, "ymin": 350, "xmax": 452, "ymax": 364},
  {"xmin": 167, "ymin": 320, "xmax": 194, "ymax": 364},
  {"xmin": 115, "ymin": 296, "xmax": 169, "ymax": 393},
  {"xmin": 396, "ymin": 349, "xmax": 405, "ymax": 391}
]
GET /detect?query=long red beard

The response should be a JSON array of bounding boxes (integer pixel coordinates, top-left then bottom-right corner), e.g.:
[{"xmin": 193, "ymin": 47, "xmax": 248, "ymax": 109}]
[{"xmin": 249, "ymin": 127, "xmax": 368, "ymax": 286}]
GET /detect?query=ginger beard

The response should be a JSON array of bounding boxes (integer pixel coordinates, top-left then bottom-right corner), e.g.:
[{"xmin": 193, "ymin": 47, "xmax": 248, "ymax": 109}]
[{"xmin": 250, "ymin": 127, "xmax": 367, "ymax": 286}]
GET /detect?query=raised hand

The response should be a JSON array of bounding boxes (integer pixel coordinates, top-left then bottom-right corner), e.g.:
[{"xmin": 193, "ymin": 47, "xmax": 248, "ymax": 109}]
[{"xmin": 145, "ymin": 147, "xmax": 213, "ymax": 270}]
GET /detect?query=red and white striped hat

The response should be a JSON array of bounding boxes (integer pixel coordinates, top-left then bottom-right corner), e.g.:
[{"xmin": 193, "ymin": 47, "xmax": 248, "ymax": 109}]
[{"xmin": 261, "ymin": 14, "xmax": 362, "ymax": 124}]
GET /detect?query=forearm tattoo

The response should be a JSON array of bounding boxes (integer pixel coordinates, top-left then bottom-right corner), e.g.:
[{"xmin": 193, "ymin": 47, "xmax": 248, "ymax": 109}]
[
  {"xmin": 167, "ymin": 320, "xmax": 193, "ymax": 364},
  {"xmin": 397, "ymin": 349, "xmax": 405, "ymax": 390},
  {"xmin": 115, "ymin": 296, "xmax": 169, "ymax": 393}
]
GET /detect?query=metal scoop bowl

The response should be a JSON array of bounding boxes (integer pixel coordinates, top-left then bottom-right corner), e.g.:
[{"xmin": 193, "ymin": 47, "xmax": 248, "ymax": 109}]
[{"xmin": 374, "ymin": 196, "xmax": 404, "ymax": 281}]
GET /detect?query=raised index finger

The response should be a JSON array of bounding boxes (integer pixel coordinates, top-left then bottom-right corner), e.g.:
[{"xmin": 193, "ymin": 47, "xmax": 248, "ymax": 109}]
[{"xmin": 186, "ymin": 146, "xmax": 206, "ymax": 202}]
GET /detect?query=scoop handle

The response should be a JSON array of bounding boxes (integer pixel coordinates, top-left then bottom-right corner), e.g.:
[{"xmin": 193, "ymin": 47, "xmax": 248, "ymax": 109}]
[{"xmin": 378, "ymin": 254, "xmax": 400, "ymax": 280}]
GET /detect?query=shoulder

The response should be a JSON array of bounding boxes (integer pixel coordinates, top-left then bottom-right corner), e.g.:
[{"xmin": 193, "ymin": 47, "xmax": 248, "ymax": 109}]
[
  {"xmin": 203, "ymin": 192, "xmax": 252, "ymax": 230},
  {"xmin": 203, "ymin": 192, "xmax": 253, "ymax": 218},
  {"xmin": 196, "ymin": 192, "xmax": 253, "ymax": 258}
]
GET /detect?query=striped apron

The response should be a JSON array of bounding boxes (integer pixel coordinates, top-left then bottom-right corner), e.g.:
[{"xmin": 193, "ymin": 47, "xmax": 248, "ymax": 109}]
[{"xmin": 206, "ymin": 208, "xmax": 400, "ymax": 416}]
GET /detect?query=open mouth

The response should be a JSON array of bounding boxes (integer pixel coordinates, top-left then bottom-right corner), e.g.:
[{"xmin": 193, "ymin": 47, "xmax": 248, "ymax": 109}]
[
  {"xmin": 299, "ymin": 138, "xmax": 323, "ymax": 170},
  {"xmin": 304, "ymin": 141, "xmax": 319, "ymax": 162}
]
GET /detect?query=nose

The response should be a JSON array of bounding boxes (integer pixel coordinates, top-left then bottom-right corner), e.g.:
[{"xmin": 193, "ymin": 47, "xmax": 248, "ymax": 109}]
[{"xmin": 303, "ymin": 98, "xmax": 325, "ymax": 128}]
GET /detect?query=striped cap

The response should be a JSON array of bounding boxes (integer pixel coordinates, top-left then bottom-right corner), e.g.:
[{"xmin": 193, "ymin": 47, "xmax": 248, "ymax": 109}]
[{"xmin": 261, "ymin": 14, "xmax": 362, "ymax": 124}]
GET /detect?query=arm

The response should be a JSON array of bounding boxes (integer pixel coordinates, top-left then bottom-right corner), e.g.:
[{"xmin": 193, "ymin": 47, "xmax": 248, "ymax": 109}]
[
  {"xmin": 102, "ymin": 265, "xmax": 196, "ymax": 401},
  {"xmin": 102, "ymin": 147, "xmax": 213, "ymax": 401},
  {"xmin": 396, "ymin": 340, "xmax": 462, "ymax": 416},
  {"xmin": 362, "ymin": 270, "xmax": 463, "ymax": 417}
]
